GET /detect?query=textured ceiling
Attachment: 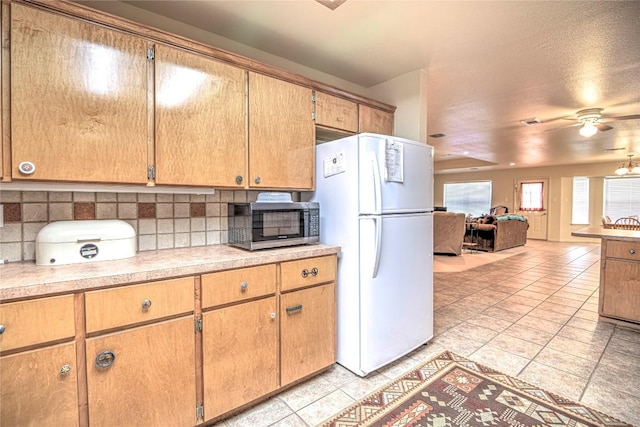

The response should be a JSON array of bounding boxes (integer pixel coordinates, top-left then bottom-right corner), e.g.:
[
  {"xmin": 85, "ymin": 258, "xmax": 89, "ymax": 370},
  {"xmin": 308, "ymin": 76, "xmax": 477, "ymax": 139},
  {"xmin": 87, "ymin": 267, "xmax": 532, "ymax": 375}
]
[{"xmin": 78, "ymin": 0, "xmax": 640, "ymax": 173}]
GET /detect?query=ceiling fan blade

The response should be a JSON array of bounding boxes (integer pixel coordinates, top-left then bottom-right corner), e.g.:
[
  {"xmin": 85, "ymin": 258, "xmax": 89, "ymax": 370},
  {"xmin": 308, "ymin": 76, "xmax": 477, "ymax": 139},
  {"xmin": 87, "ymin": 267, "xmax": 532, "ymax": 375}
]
[
  {"xmin": 544, "ymin": 122, "xmax": 581, "ymax": 132},
  {"xmin": 596, "ymin": 123, "xmax": 613, "ymax": 131},
  {"xmin": 602, "ymin": 114, "xmax": 640, "ymax": 122}
]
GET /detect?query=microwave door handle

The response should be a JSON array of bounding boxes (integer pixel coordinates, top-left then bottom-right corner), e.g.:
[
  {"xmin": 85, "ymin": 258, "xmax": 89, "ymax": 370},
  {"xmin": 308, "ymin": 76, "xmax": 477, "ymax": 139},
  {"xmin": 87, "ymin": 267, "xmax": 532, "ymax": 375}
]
[
  {"xmin": 372, "ymin": 216, "xmax": 382, "ymax": 278},
  {"xmin": 370, "ymin": 153, "xmax": 382, "ymax": 214}
]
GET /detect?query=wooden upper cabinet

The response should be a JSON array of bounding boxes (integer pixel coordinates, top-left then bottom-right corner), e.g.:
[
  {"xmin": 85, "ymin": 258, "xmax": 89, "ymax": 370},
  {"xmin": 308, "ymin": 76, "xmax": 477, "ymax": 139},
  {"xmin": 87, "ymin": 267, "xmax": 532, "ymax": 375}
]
[
  {"xmin": 315, "ymin": 92, "xmax": 358, "ymax": 133},
  {"xmin": 10, "ymin": 4, "xmax": 148, "ymax": 183},
  {"xmin": 248, "ymin": 72, "xmax": 315, "ymax": 190},
  {"xmin": 359, "ymin": 104, "xmax": 394, "ymax": 135},
  {"xmin": 154, "ymin": 45, "xmax": 247, "ymax": 187}
]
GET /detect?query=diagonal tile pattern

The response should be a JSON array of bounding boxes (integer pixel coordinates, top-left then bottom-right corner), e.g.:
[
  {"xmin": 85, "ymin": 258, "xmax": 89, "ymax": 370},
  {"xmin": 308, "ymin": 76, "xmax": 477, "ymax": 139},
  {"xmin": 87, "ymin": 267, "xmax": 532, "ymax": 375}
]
[{"xmin": 214, "ymin": 241, "xmax": 640, "ymax": 426}]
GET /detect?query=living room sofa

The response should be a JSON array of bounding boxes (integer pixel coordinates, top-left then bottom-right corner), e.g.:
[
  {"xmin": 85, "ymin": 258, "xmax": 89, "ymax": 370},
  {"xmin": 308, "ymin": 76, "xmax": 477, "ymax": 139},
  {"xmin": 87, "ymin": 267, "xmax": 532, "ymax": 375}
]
[
  {"xmin": 433, "ymin": 211, "xmax": 466, "ymax": 255},
  {"xmin": 466, "ymin": 214, "xmax": 528, "ymax": 252}
]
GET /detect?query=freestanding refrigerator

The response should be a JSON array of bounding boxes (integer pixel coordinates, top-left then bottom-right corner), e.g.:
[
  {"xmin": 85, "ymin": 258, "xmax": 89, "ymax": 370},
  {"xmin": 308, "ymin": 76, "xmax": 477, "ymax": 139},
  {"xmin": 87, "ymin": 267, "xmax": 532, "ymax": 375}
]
[{"xmin": 307, "ymin": 133, "xmax": 434, "ymax": 376}]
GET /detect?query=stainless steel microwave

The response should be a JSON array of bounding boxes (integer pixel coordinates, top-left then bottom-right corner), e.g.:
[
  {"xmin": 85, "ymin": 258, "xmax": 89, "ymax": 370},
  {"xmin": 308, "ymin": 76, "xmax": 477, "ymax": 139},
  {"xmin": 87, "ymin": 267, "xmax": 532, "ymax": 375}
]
[{"xmin": 228, "ymin": 201, "xmax": 320, "ymax": 251}]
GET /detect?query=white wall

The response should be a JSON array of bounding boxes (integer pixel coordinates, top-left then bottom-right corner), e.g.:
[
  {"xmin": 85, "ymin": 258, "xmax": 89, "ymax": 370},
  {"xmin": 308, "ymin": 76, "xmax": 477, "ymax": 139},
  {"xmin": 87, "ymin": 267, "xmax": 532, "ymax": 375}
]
[
  {"xmin": 368, "ymin": 69, "xmax": 429, "ymax": 142},
  {"xmin": 434, "ymin": 161, "xmax": 623, "ymax": 243}
]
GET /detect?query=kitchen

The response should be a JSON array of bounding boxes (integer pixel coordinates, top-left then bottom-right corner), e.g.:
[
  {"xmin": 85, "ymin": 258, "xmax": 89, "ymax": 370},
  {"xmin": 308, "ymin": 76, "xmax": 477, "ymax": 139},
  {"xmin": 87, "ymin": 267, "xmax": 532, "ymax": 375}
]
[{"xmin": 1, "ymin": 1, "xmax": 640, "ymax": 426}]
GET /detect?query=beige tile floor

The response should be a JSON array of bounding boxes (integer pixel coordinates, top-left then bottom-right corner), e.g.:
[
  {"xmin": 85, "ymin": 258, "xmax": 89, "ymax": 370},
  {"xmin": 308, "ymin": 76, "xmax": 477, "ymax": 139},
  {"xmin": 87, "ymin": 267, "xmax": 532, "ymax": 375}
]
[{"xmin": 216, "ymin": 240, "xmax": 640, "ymax": 426}]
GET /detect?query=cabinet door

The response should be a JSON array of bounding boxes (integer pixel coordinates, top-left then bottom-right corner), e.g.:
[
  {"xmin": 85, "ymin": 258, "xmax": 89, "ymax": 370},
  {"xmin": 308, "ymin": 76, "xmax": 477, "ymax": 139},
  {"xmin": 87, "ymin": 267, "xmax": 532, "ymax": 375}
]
[
  {"xmin": 315, "ymin": 92, "xmax": 358, "ymax": 133},
  {"xmin": 359, "ymin": 105, "xmax": 394, "ymax": 135},
  {"xmin": 602, "ymin": 259, "xmax": 640, "ymax": 322},
  {"xmin": 11, "ymin": 4, "xmax": 148, "ymax": 183},
  {"xmin": 86, "ymin": 316, "xmax": 196, "ymax": 426},
  {"xmin": 280, "ymin": 283, "xmax": 335, "ymax": 386},
  {"xmin": 202, "ymin": 297, "xmax": 277, "ymax": 420},
  {"xmin": 248, "ymin": 72, "xmax": 315, "ymax": 189},
  {"xmin": 155, "ymin": 45, "xmax": 247, "ymax": 187},
  {"xmin": 1, "ymin": 342, "xmax": 79, "ymax": 427}
]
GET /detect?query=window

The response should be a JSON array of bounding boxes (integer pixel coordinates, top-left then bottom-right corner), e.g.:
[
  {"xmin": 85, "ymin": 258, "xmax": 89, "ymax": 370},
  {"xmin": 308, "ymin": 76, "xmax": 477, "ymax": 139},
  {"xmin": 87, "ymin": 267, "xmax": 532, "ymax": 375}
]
[
  {"xmin": 604, "ymin": 176, "xmax": 640, "ymax": 221},
  {"xmin": 519, "ymin": 181, "xmax": 544, "ymax": 211},
  {"xmin": 443, "ymin": 181, "xmax": 492, "ymax": 217},
  {"xmin": 572, "ymin": 177, "xmax": 589, "ymax": 224}
]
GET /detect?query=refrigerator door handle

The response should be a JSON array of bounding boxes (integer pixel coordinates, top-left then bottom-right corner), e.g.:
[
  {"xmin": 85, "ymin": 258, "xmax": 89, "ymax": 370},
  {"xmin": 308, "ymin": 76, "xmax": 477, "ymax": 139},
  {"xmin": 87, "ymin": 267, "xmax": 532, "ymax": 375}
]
[
  {"xmin": 370, "ymin": 153, "xmax": 382, "ymax": 214},
  {"xmin": 372, "ymin": 216, "xmax": 382, "ymax": 278}
]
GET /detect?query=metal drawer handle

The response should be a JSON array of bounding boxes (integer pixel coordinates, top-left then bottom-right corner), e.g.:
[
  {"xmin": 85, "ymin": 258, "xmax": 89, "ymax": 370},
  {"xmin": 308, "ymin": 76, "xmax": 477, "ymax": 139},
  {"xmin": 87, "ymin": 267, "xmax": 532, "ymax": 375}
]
[
  {"xmin": 311, "ymin": 267, "xmax": 318, "ymax": 276},
  {"xmin": 286, "ymin": 304, "xmax": 303, "ymax": 314},
  {"xmin": 60, "ymin": 364, "xmax": 72, "ymax": 376},
  {"xmin": 141, "ymin": 299, "xmax": 152, "ymax": 311},
  {"xmin": 240, "ymin": 281, "xmax": 248, "ymax": 292},
  {"xmin": 301, "ymin": 269, "xmax": 309, "ymax": 278},
  {"xmin": 95, "ymin": 351, "xmax": 116, "ymax": 369},
  {"xmin": 235, "ymin": 175, "xmax": 243, "ymax": 184},
  {"xmin": 630, "ymin": 249, "xmax": 636, "ymax": 255}
]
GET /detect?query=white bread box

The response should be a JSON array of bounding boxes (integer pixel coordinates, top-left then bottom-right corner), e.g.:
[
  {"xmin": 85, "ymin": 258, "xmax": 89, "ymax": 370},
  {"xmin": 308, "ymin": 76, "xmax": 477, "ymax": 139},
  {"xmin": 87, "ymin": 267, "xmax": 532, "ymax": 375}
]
[{"xmin": 36, "ymin": 220, "xmax": 136, "ymax": 266}]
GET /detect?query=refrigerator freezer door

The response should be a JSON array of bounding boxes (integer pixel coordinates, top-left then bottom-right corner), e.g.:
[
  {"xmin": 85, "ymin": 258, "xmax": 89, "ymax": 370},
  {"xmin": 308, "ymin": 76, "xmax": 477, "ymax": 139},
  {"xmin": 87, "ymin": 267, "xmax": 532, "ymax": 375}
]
[
  {"xmin": 359, "ymin": 212, "xmax": 433, "ymax": 375},
  {"xmin": 358, "ymin": 135, "xmax": 433, "ymax": 215}
]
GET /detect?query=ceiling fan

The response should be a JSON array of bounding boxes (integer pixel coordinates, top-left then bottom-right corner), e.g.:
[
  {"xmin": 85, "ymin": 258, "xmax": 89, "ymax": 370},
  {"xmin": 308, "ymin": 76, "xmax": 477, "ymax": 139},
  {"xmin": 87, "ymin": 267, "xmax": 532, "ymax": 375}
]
[{"xmin": 546, "ymin": 108, "xmax": 640, "ymax": 137}]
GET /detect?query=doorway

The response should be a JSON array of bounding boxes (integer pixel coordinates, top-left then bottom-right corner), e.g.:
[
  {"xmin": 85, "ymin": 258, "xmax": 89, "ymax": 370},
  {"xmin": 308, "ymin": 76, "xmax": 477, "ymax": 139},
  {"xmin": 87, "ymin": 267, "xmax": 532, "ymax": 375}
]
[{"xmin": 515, "ymin": 178, "xmax": 548, "ymax": 240}]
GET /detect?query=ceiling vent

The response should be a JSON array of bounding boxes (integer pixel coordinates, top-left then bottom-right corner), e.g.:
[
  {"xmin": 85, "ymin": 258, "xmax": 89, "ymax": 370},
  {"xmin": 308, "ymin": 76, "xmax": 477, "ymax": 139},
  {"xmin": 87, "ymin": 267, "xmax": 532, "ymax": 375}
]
[{"xmin": 520, "ymin": 117, "xmax": 542, "ymax": 126}]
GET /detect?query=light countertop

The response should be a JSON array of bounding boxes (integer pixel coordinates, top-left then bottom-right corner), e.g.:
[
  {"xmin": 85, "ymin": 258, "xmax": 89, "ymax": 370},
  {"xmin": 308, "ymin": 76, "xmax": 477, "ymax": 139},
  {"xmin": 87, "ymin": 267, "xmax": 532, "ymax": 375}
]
[
  {"xmin": 571, "ymin": 227, "xmax": 640, "ymax": 241},
  {"xmin": 0, "ymin": 244, "xmax": 340, "ymax": 301}
]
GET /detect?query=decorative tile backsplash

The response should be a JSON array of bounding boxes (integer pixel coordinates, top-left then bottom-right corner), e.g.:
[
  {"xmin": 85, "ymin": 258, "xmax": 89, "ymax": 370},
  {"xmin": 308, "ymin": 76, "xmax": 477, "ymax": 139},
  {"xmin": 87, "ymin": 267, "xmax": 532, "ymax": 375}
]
[{"xmin": 0, "ymin": 190, "xmax": 260, "ymax": 262}]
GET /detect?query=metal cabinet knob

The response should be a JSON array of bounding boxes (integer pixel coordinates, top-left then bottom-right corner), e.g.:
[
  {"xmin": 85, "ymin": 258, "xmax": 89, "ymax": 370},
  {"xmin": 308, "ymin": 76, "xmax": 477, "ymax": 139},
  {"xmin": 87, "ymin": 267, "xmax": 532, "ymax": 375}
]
[
  {"xmin": 60, "ymin": 364, "xmax": 72, "ymax": 376},
  {"xmin": 311, "ymin": 267, "xmax": 318, "ymax": 276},
  {"xmin": 301, "ymin": 269, "xmax": 309, "ymax": 278},
  {"xmin": 240, "ymin": 281, "xmax": 248, "ymax": 292},
  {"xmin": 254, "ymin": 176, "xmax": 261, "ymax": 184},
  {"xmin": 0, "ymin": 324, "xmax": 5, "ymax": 334},
  {"xmin": 141, "ymin": 299, "xmax": 152, "ymax": 311},
  {"xmin": 630, "ymin": 249, "xmax": 636, "ymax": 255},
  {"xmin": 18, "ymin": 161, "xmax": 36, "ymax": 175},
  {"xmin": 270, "ymin": 312, "xmax": 276, "ymax": 320},
  {"xmin": 235, "ymin": 175, "xmax": 243, "ymax": 184},
  {"xmin": 95, "ymin": 351, "xmax": 116, "ymax": 368}
]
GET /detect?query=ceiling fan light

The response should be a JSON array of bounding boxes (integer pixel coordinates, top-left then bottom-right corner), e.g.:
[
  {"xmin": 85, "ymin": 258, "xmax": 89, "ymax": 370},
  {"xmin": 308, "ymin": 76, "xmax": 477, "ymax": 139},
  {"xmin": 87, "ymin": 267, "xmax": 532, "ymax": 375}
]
[
  {"xmin": 632, "ymin": 166, "xmax": 640, "ymax": 174},
  {"xmin": 579, "ymin": 121, "xmax": 598, "ymax": 137}
]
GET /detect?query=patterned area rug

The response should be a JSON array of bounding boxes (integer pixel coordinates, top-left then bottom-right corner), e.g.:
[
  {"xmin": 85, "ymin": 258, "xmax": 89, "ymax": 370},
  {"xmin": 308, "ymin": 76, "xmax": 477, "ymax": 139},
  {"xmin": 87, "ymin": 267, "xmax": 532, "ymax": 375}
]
[{"xmin": 322, "ymin": 350, "xmax": 631, "ymax": 427}]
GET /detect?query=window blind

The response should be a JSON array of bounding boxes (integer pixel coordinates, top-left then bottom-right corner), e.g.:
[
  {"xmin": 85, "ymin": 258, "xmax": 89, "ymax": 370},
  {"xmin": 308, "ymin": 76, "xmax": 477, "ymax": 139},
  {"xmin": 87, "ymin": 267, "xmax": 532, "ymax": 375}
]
[
  {"xmin": 603, "ymin": 177, "xmax": 640, "ymax": 221},
  {"xmin": 572, "ymin": 177, "xmax": 589, "ymax": 224},
  {"xmin": 443, "ymin": 181, "xmax": 492, "ymax": 217}
]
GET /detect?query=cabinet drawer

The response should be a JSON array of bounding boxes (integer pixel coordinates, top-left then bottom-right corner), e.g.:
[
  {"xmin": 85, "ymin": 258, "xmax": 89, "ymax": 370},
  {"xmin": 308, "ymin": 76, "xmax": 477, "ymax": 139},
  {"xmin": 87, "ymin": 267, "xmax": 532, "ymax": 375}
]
[
  {"xmin": 606, "ymin": 240, "xmax": 640, "ymax": 262},
  {"xmin": 315, "ymin": 92, "xmax": 358, "ymax": 133},
  {"xmin": 85, "ymin": 277, "xmax": 194, "ymax": 333},
  {"xmin": 0, "ymin": 294, "xmax": 75, "ymax": 352},
  {"xmin": 201, "ymin": 264, "xmax": 276, "ymax": 308},
  {"xmin": 281, "ymin": 256, "xmax": 336, "ymax": 292}
]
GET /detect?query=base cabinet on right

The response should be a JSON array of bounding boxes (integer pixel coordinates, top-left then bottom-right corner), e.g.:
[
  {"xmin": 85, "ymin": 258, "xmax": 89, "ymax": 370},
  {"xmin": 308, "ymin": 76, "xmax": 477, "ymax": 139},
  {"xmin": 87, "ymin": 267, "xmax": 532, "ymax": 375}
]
[
  {"xmin": 600, "ymin": 239, "xmax": 640, "ymax": 324},
  {"xmin": 280, "ymin": 283, "xmax": 336, "ymax": 386}
]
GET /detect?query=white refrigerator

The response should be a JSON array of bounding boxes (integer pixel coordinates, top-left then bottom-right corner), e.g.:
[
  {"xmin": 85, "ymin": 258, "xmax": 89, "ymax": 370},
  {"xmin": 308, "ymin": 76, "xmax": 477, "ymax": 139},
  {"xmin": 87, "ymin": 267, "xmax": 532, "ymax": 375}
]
[{"xmin": 307, "ymin": 133, "xmax": 434, "ymax": 376}]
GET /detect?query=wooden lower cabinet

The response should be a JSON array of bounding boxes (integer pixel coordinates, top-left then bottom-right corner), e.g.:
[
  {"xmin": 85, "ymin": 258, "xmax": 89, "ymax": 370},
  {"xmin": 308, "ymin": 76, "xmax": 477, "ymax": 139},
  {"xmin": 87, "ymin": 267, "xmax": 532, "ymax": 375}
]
[
  {"xmin": 602, "ymin": 259, "xmax": 640, "ymax": 322},
  {"xmin": 280, "ymin": 283, "xmax": 336, "ymax": 386},
  {"xmin": 0, "ymin": 342, "xmax": 79, "ymax": 427},
  {"xmin": 85, "ymin": 316, "xmax": 196, "ymax": 426},
  {"xmin": 202, "ymin": 297, "xmax": 278, "ymax": 421}
]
